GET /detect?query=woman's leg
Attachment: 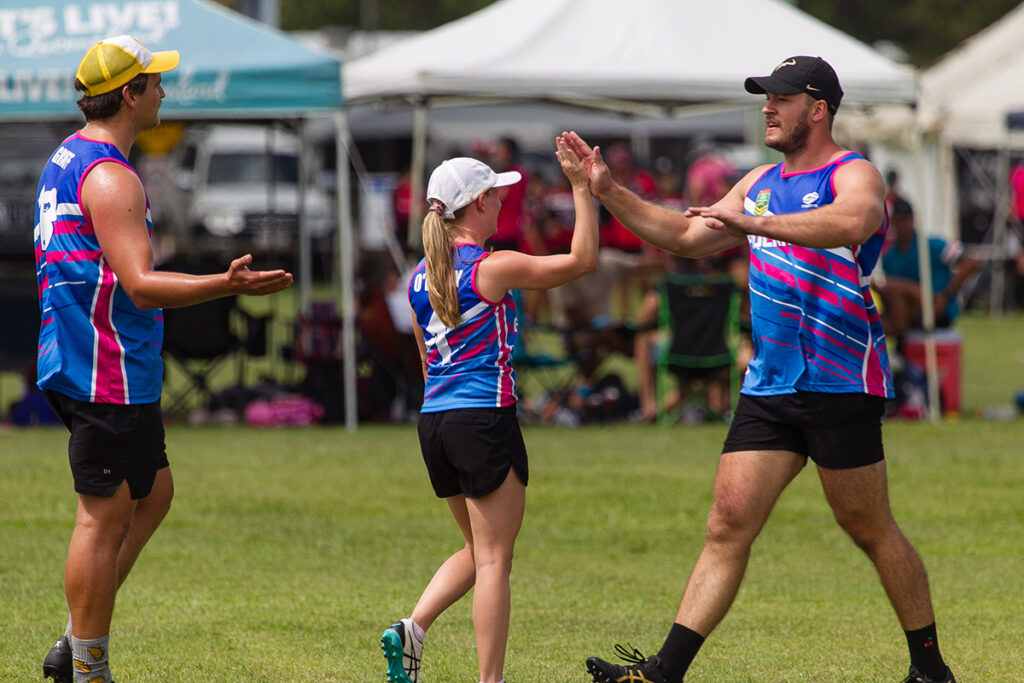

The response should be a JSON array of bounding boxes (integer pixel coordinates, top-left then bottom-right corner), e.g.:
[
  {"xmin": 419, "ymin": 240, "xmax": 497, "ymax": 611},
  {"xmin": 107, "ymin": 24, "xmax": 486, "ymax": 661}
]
[
  {"xmin": 410, "ymin": 495, "xmax": 477, "ymax": 630},
  {"xmin": 465, "ymin": 469, "xmax": 526, "ymax": 683}
]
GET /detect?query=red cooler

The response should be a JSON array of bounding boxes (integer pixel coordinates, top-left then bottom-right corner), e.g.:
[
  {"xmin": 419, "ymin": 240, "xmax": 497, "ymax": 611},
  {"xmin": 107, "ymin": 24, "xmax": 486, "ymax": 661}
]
[{"xmin": 901, "ymin": 328, "xmax": 962, "ymax": 416}]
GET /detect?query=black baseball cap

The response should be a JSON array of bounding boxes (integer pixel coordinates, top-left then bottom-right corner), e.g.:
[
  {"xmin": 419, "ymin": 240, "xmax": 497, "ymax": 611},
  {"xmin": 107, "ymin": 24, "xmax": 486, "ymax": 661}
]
[{"xmin": 744, "ymin": 56, "xmax": 844, "ymax": 114}]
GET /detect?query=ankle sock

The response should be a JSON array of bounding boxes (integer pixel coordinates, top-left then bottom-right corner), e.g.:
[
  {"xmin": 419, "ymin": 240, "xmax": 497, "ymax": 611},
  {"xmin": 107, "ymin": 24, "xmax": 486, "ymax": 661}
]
[
  {"xmin": 409, "ymin": 618, "xmax": 426, "ymax": 643},
  {"xmin": 905, "ymin": 622, "xmax": 946, "ymax": 680},
  {"xmin": 64, "ymin": 616, "xmax": 73, "ymax": 639},
  {"xmin": 71, "ymin": 634, "xmax": 112, "ymax": 683},
  {"xmin": 657, "ymin": 623, "xmax": 705, "ymax": 683}
]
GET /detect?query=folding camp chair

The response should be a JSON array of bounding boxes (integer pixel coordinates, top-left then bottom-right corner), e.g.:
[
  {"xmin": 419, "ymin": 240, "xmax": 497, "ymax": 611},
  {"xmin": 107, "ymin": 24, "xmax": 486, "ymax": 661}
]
[
  {"xmin": 161, "ymin": 296, "xmax": 268, "ymax": 417},
  {"xmin": 656, "ymin": 273, "xmax": 740, "ymax": 424}
]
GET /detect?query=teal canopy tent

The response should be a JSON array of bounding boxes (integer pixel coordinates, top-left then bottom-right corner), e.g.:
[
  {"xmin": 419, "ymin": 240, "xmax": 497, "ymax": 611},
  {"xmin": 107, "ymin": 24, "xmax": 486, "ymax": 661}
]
[
  {"xmin": 0, "ymin": 0, "xmax": 361, "ymax": 429},
  {"xmin": 0, "ymin": 0, "xmax": 341, "ymax": 118}
]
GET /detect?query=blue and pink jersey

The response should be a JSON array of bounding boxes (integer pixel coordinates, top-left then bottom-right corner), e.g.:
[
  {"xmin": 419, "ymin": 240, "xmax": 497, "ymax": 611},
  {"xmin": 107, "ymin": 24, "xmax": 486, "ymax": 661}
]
[
  {"xmin": 742, "ymin": 152, "xmax": 893, "ymax": 398},
  {"xmin": 409, "ymin": 244, "xmax": 518, "ymax": 412},
  {"xmin": 34, "ymin": 132, "xmax": 163, "ymax": 404}
]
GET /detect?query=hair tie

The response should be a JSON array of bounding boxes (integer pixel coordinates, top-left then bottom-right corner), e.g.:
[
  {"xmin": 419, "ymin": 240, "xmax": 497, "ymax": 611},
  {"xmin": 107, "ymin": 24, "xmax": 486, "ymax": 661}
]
[{"xmin": 428, "ymin": 203, "xmax": 445, "ymax": 215}]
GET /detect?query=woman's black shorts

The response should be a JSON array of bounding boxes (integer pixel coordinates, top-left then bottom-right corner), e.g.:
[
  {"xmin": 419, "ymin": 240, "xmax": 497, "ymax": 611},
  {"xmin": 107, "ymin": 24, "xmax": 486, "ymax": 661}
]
[{"xmin": 417, "ymin": 405, "xmax": 528, "ymax": 498}]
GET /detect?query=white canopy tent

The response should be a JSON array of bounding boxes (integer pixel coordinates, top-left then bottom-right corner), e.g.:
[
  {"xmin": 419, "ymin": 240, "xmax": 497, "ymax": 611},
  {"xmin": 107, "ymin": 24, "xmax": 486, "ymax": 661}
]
[
  {"xmin": 916, "ymin": 3, "xmax": 1024, "ymax": 313},
  {"xmin": 345, "ymin": 0, "xmax": 914, "ymax": 108},
  {"xmin": 344, "ymin": 0, "xmax": 917, "ymax": 244}
]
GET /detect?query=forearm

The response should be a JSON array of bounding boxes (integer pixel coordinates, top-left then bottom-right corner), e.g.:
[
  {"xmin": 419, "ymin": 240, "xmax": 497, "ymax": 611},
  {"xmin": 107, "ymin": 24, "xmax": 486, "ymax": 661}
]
[
  {"xmin": 598, "ymin": 183, "xmax": 693, "ymax": 254},
  {"xmin": 121, "ymin": 270, "xmax": 234, "ymax": 310},
  {"xmin": 753, "ymin": 204, "xmax": 876, "ymax": 249},
  {"xmin": 568, "ymin": 185, "xmax": 599, "ymax": 272}
]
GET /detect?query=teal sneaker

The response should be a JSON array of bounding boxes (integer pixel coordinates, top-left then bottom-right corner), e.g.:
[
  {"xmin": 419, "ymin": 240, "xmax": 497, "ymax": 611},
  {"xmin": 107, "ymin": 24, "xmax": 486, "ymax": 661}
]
[{"xmin": 381, "ymin": 618, "xmax": 422, "ymax": 683}]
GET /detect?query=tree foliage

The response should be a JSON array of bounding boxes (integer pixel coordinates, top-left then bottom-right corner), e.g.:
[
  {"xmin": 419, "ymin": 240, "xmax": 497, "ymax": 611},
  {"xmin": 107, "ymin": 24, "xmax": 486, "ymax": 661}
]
[
  {"xmin": 795, "ymin": 0, "xmax": 1021, "ymax": 67},
  {"xmin": 279, "ymin": 0, "xmax": 493, "ymax": 32}
]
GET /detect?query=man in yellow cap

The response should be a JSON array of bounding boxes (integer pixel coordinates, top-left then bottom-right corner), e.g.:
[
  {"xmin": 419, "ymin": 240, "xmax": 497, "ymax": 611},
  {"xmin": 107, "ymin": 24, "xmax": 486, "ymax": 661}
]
[{"xmin": 37, "ymin": 36, "xmax": 293, "ymax": 683}]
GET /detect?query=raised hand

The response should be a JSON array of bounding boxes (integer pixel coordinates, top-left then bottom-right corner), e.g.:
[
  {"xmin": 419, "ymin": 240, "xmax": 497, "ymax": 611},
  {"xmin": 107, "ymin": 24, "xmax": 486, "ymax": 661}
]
[
  {"xmin": 558, "ymin": 131, "xmax": 612, "ymax": 197},
  {"xmin": 555, "ymin": 136, "xmax": 588, "ymax": 188}
]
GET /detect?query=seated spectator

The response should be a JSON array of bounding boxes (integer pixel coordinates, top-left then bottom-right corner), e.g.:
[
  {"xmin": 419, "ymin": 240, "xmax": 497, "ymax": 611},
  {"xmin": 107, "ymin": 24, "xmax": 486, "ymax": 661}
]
[
  {"xmin": 356, "ymin": 252, "xmax": 423, "ymax": 420},
  {"xmin": 631, "ymin": 252, "xmax": 751, "ymax": 423},
  {"xmin": 876, "ymin": 198, "xmax": 980, "ymax": 339}
]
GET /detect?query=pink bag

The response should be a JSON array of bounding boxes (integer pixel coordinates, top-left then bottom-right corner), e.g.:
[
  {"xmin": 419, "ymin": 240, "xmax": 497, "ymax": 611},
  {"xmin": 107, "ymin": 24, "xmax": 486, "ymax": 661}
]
[{"xmin": 244, "ymin": 395, "xmax": 325, "ymax": 426}]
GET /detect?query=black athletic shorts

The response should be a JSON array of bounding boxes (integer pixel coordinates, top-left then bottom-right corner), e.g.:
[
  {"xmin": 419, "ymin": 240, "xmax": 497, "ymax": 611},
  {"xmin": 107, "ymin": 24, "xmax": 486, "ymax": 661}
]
[
  {"xmin": 417, "ymin": 405, "xmax": 528, "ymax": 499},
  {"xmin": 45, "ymin": 391, "xmax": 169, "ymax": 499},
  {"xmin": 722, "ymin": 391, "xmax": 885, "ymax": 470}
]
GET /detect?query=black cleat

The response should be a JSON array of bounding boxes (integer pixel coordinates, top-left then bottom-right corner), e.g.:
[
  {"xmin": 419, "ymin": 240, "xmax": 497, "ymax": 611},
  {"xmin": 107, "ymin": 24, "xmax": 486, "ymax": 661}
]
[
  {"xmin": 586, "ymin": 644, "xmax": 671, "ymax": 683},
  {"xmin": 42, "ymin": 635, "xmax": 72, "ymax": 683},
  {"xmin": 902, "ymin": 665, "xmax": 956, "ymax": 683}
]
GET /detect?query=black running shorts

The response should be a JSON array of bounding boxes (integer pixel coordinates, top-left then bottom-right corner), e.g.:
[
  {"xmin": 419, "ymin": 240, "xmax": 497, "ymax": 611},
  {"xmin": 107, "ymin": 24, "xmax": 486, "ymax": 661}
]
[
  {"xmin": 722, "ymin": 391, "xmax": 885, "ymax": 470},
  {"xmin": 46, "ymin": 391, "xmax": 169, "ymax": 499},
  {"xmin": 417, "ymin": 405, "xmax": 528, "ymax": 499}
]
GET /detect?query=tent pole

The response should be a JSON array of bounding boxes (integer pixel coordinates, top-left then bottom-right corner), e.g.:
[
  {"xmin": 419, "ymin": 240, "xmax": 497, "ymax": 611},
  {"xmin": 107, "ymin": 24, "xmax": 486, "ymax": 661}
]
[
  {"xmin": 407, "ymin": 99, "xmax": 428, "ymax": 253},
  {"xmin": 990, "ymin": 139, "xmax": 1010, "ymax": 313},
  {"xmin": 911, "ymin": 125, "xmax": 941, "ymax": 421},
  {"xmin": 335, "ymin": 109, "xmax": 358, "ymax": 431},
  {"xmin": 298, "ymin": 119, "xmax": 312, "ymax": 315}
]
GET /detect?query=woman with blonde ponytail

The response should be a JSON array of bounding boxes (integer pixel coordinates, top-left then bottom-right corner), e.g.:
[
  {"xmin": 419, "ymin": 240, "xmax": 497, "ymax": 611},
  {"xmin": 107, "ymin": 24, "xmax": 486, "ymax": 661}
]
[{"xmin": 381, "ymin": 135, "xmax": 598, "ymax": 683}]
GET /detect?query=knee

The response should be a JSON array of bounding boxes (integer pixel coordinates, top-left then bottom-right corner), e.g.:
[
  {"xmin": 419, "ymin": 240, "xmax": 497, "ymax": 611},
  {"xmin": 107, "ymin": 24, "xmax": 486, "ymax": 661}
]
[
  {"xmin": 705, "ymin": 496, "xmax": 756, "ymax": 547},
  {"xmin": 76, "ymin": 513, "xmax": 133, "ymax": 547},
  {"xmin": 473, "ymin": 546, "xmax": 514, "ymax": 576},
  {"xmin": 834, "ymin": 511, "xmax": 894, "ymax": 555}
]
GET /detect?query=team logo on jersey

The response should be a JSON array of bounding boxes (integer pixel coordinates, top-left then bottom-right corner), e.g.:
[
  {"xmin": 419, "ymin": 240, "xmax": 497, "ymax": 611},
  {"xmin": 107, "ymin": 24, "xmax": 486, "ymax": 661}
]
[
  {"xmin": 754, "ymin": 189, "xmax": 771, "ymax": 216},
  {"xmin": 801, "ymin": 191, "xmax": 820, "ymax": 208}
]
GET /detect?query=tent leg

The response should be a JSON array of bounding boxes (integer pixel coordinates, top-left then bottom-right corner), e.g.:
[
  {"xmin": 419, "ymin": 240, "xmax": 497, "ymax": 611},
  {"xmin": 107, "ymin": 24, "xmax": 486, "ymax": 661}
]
[
  {"xmin": 911, "ymin": 126, "xmax": 941, "ymax": 422},
  {"xmin": 335, "ymin": 110, "xmax": 358, "ymax": 431}
]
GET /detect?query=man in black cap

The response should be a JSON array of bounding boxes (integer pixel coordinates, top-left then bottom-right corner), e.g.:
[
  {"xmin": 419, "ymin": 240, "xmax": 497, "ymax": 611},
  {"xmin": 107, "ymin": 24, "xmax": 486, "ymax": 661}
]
[{"xmin": 563, "ymin": 55, "xmax": 956, "ymax": 683}]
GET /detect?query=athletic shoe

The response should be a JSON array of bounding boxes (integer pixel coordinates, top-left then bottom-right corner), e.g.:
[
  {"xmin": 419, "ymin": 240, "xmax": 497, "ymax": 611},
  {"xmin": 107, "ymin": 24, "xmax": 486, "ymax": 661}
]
[
  {"xmin": 380, "ymin": 618, "xmax": 423, "ymax": 683},
  {"xmin": 586, "ymin": 644, "xmax": 671, "ymax": 683},
  {"xmin": 902, "ymin": 665, "xmax": 956, "ymax": 683},
  {"xmin": 42, "ymin": 635, "xmax": 72, "ymax": 683}
]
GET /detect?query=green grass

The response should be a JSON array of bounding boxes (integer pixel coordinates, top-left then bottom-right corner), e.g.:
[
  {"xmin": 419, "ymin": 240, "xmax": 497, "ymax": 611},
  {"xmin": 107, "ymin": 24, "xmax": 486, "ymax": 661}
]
[{"xmin": 1, "ymin": 420, "xmax": 1022, "ymax": 681}]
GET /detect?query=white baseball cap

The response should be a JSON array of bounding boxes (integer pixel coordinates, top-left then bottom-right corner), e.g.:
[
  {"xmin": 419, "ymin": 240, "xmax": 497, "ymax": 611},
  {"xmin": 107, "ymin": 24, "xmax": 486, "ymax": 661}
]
[{"xmin": 426, "ymin": 157, "xmax": 522, "ymax": 219}]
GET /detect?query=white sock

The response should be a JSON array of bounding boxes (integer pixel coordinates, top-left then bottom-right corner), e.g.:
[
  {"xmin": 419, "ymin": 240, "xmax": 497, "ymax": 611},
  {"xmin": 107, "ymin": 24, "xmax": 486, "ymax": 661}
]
[{"xmin": 409, "ymin": 618, "xmax": 426, "ymax": 642}]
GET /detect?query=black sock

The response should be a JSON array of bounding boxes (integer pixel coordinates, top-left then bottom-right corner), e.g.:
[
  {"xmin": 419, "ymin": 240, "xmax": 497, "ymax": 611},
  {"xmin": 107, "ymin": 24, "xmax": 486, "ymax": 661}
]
[
  {"xmin": 905, "ymin": 622, "xmax": 946, "ymax": 680},
  {"xmin": 656, "ymin": 623, "xmax": 704, "ymax": 683}
]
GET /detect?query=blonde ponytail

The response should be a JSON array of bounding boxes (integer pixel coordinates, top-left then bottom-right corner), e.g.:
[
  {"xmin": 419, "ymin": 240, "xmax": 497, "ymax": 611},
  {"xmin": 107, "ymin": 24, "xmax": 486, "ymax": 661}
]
[{"xmin": 422, "ymin": 206, "xmax": 463, "ymax": 329}]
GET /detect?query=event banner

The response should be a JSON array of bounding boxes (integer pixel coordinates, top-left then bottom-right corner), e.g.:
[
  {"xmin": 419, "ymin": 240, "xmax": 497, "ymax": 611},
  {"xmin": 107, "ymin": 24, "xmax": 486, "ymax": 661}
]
[{"xmin": 0, "ymin": 0, "xmax": 342, "ymax": 118}]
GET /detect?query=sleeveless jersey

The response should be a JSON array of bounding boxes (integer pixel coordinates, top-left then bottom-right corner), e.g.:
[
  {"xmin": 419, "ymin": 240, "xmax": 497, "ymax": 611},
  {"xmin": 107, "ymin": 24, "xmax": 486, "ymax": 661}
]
[
  {"xmin": 742, "ymin": 152, "xmax": 893, "ymax": 398},
  {"xmin": 409, "ymin": 244, "xmax": 518, "ymax": 412},
  {"xmin": 34, "ymin": 132, "xmax": 163, "ymax": 404}
]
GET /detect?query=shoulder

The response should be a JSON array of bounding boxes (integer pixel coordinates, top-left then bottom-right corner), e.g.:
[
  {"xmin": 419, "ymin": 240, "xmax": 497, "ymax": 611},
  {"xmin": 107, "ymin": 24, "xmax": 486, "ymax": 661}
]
[
  {"xmin": 735, "ymin": 164, "xmax": 777, "ymax": 193},
  {"xmin": 832, "ymin": 156, "xmax": 885, "ymax": 193},
  {"xmin": 80, "ymin": 161, "xmax": 145, "ymax": 216}
]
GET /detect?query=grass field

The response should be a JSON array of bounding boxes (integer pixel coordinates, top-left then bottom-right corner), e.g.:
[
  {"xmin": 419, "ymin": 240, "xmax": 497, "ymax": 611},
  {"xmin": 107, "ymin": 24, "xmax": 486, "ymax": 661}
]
[{"xmin": 2, "ymin": 417, "xmax": 1023, "ymax": 681}]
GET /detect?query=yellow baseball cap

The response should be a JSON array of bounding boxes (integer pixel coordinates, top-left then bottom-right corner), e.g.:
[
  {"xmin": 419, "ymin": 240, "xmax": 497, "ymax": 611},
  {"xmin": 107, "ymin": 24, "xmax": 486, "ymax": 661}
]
[{"xmin": 76, "ymin": 34, "xmax": 180, "ymax": 97}]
